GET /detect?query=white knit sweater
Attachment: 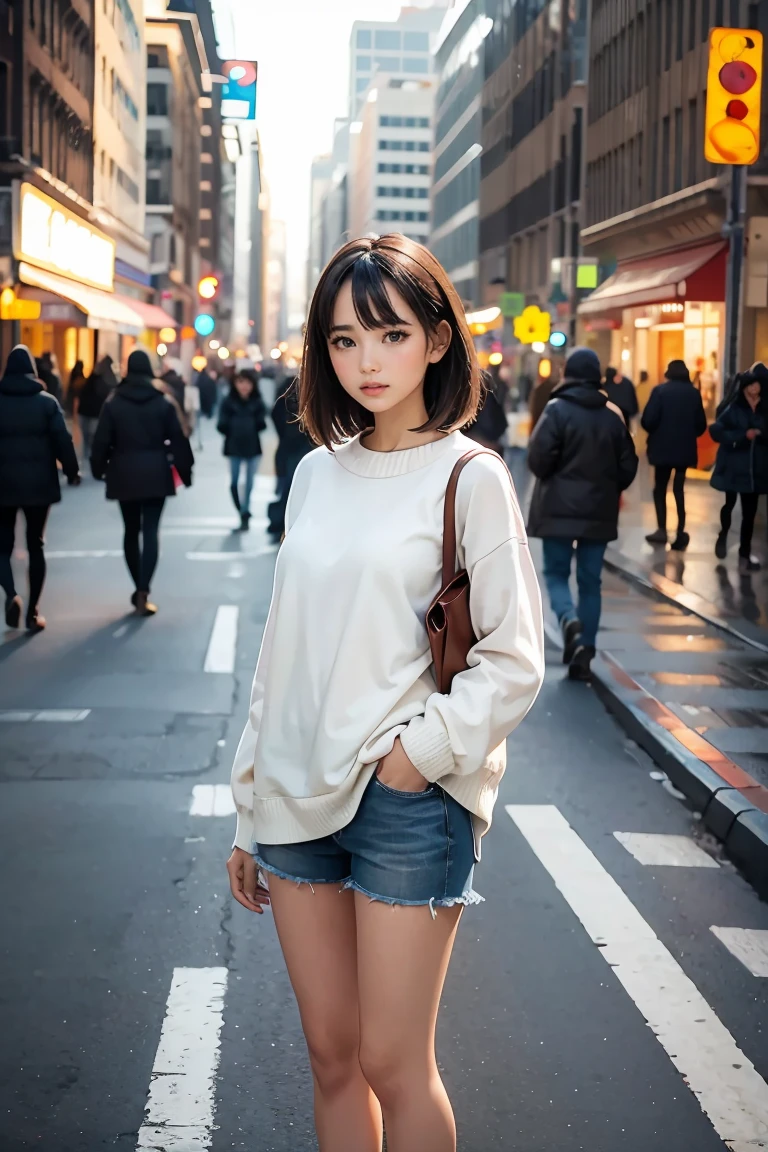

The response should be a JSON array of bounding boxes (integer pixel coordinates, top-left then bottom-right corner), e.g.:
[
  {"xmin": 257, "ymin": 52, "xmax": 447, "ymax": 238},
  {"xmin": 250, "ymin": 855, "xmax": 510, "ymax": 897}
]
[{"xmin": 231, "ymin": 430, "xmax": 545, "ymax": 858}]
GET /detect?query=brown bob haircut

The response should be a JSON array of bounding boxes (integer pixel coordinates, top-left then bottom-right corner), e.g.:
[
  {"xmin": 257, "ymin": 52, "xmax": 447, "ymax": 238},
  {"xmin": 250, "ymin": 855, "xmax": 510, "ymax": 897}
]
[{"xmin": 299, "ymin": 233, "xmax": 482, "ymax": 448}]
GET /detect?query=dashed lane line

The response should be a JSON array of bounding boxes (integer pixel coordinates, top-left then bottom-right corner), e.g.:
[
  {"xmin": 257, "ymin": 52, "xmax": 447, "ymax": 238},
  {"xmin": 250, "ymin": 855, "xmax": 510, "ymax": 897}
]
[
  {"xmin": 203, "ymin": 606, "xmax": 238, "ymax": 674},
  {"xmin": 613, "ymin": 832, "xmax": 720, "ymax": 868},
  {"xmin": 135, "ymin": 967, "xmax": 227, "ymax": 1151},
  {"xmin": 189, "ymin": 784, "xmax": 236, "ymax": 817},
  {"xmin": 711, "ymin": 928, "xmax": 768, "ymax": 977},
  {"xmin": 507, "ymin": 804, "xmax": 768, "ymax": 1151},
  {"xmin": 0, "ymin": 709, "xmax": 91, "ymax": 722}
]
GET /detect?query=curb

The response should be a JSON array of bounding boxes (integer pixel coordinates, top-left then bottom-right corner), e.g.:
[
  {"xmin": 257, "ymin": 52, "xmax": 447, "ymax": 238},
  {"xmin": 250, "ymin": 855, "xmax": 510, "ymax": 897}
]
[
  {"xmin": 603, "ymin": 546, "xmax": 768, "ymax": 654},
  {"xmin": 590, "ymin": 648, "xmax": 768, "ymax": 897}
]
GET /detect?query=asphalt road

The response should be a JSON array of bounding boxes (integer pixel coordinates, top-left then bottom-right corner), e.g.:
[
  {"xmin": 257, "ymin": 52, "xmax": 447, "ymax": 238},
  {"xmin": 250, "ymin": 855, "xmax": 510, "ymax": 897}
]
[{"xmin": 1, "ymin": 420, "xmax": 767, "ymax": 1152}]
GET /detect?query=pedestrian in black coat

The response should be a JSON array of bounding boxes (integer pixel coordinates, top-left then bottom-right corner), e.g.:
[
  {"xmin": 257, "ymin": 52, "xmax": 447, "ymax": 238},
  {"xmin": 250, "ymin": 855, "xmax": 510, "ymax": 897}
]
[
  {"xmin": 604, "ymin": 366, "xmax": 639, "ymax": 423},
  {"xmin": 0, "ymin": 344, "xmax": 80, "ymax": 631},
  {"xmin": 36, "ymin": 352, "xmax": 63, "ymax": 404},
  {"xmin": 90, "ymin": 349, "xmax": 193, "ymax": 615},
  {"xmin": 528, "ymin": 347, "xmax": 638, "ymax": 680},
  {"xmin": 196, "ymin": 368, "xmax": 218, "ymax": 419},
  {"xmin": 641, "ymin": 359, "xmax": 707, "ymax": 550},
  {"xmin": 267, "ymin": 377, "xmax": 314, "ymax": 540},
  {"xmin": 710, "ymin": 370, "xmax": 768, "ymax": 570},
  {"xmin": 75, "ymin": 355, "xmax": 113, "ymax": 463},
  {"xmin": 217, "ymin": 371, "xmax": 267, "ymax": 531}
]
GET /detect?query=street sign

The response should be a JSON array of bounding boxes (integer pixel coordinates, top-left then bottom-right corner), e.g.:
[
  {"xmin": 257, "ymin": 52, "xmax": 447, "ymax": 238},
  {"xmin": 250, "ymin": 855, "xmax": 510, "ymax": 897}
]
[
  {"xmin": 513, "ymin": 305, "xmax": 550, "ymax": 344},
  {"xmin": 221, "ymin": 60, "xmax": 258, "ymax": 122},
  {"xmin": 705, "ymin": 28, "xmax": 763, "ymax": 164},
  {"xmin": 499, "ymin": 292, "xmax": 524, "ymax": 318}
]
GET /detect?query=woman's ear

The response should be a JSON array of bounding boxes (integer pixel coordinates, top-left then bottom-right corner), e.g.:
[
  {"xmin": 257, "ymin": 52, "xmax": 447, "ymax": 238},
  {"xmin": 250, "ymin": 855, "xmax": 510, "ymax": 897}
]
[{"xmin": 427, "ymin": 320, "xmax": 452, "ymax": 364}]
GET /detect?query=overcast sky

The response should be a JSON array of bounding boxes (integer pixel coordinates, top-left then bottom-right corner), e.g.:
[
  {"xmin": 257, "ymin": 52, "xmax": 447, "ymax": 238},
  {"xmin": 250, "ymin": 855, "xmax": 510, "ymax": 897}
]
[{"xmin": 211, "ymin": 0, "xmax": 411, "ymax": 314}]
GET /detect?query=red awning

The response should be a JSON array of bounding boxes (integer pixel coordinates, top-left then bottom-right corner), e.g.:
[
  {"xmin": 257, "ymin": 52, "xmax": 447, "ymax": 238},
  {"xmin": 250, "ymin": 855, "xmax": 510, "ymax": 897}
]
[
  {"xmin": 578, "ymin": 242, "xmax": 727, "ymax": 316},
  {"xmin": 112, "ymin": 294, "xmax": 177, "ymax": 330}
]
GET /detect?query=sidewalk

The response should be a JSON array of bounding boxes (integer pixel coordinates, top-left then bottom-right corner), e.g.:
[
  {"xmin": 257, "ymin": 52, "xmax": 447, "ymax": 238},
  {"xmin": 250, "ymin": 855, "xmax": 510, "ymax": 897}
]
[{"xmin": 610, "ymin": 460, "xmax": 768, "ymax": 641}]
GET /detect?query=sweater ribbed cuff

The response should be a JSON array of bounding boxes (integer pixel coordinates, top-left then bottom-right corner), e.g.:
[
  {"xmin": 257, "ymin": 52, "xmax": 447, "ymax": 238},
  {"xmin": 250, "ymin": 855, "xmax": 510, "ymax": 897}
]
[
  {"xmin": 400, "ymin": 717, "xmax": 455, "ymax": 783},
  {"xmin": 232, "ymin": 809, "xmax": 255, "ymax": 853}
]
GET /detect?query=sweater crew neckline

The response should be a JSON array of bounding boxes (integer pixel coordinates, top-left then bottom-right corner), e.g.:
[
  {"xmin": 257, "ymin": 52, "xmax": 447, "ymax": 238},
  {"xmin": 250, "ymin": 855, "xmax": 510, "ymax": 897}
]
[{"xmin": 332, "ymin": 431, "xmax": 461, "ymax": 478}]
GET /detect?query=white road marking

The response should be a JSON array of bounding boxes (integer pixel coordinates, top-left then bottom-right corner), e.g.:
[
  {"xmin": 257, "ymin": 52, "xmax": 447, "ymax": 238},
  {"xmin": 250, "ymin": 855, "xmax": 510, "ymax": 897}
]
[
  {"xmin": 189, "ymin": 784, "xmax": 236, "ymax": 817},
  {"xmin": 507, "ymin": 804, "xmax": 768, "ymax": 1150},
  {"xmin": 203, "ymin": 605, "xmax": 238, "ymax": 674},
  {"xmin": 614, "ymin": 832, "xmax": 720, "ymax": 868},
  {"xmin": 45, "ymin": 550, "xmax": 123, "ymax": 558},
  {"xmin": 186, "ymin": 548, "xmax": 277, "ymax": 561},
  {"xmin": 711, "ymin": 928, "xmax": 768, "ymax": 977},
  {"xmin": 164, "ymin": 528, "xmax": 234, "ymax": 537},
  {"xmin": 0, "ymin": 709, "xmax": 90, "ymax": 722},
  {"xmin": 113, "ymin": 624, "xmax": 129, "ymax": 638},
  {"xmin": 135, "ymin": 966, "xmax": 227, "ymax": 1151}
]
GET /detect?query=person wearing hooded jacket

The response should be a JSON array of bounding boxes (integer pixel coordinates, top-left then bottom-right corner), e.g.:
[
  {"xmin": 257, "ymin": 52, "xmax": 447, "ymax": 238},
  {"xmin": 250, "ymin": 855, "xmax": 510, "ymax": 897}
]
[
  {"xmin": 527, "ymin": 347, "xmax": 638, "ymax": 680},
  {"xmin": 90, "ymin": 349, "xmax": 193, "ymax": 615},
  {"xmin": 217, "ymin": 370, "xmax": 267, "ymax": 531},
  {"xmin": 710, "ymin": 369, "xmax": 768, "ymax": 571},
  {"xmin": 641, "ymin": 359, "xmax": 707, "ymax": 550},
  {"xmin": 0, "ymin": 345, "xmax": 80, "ymax": 631}
]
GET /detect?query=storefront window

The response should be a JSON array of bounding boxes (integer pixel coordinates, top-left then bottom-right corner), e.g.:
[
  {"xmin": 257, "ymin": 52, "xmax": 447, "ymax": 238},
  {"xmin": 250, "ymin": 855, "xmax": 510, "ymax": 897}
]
[{"xmin": 683, "ymin": 301, "xmax": 722, "ymax": 420}]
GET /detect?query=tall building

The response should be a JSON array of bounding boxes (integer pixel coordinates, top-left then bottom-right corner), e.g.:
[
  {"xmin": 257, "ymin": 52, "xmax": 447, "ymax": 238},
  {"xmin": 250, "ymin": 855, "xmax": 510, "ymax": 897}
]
[
  {"xmin": 264, "ymin": 217, "xmax": 288, "ymax": 353},
  {"xmin": 248, "ymin": 133, "xmax": 269, "ymax": 354},
  {"xmin": 0, "ymin": 0, "xmax": 156, "ymax": 376},
  {"xmin": 349, "ymin": 7, "xmax": 447, "ymax": 116},
  {"xmin": 144, "ymin": 0, "xmax": 208, "ymax": 369},
  {"xmin": 431, "ymin": 1, "xmax": 491, "ymax": 308},
  {"xmin": 307, "ymin": 154, "xmax": 334, "ymax": 303},
  {"xmin": 349, "ymin": 75, "xmax": 435, "ymax": 245},
  {"xmin": 479, "ymin": 0, "xmax": 587, "ymax": 342},
  {"xmin": 320, "ymin": 119, "xmax": 351, "ymax": 267},
  {"xmin": 578, "ymin": 0, "xmax": 766, "ymax": 422},
  {"xmin": 92, "ymin": 0, "xmax": 152, "ymax": 363}
]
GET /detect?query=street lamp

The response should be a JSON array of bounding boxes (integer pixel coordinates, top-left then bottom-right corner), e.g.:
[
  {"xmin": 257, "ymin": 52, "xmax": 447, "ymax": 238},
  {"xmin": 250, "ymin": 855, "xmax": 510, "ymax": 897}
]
[{"xmin": 217, "ymin": 346, "xmax": 230, "ymax": 360}]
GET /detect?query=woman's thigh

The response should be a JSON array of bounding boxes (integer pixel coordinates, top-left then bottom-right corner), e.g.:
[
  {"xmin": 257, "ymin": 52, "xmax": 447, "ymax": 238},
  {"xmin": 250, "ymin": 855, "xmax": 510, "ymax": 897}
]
[{"xmin": 267, "ymin": 876, "xmax": 361, "ymax": 1067}]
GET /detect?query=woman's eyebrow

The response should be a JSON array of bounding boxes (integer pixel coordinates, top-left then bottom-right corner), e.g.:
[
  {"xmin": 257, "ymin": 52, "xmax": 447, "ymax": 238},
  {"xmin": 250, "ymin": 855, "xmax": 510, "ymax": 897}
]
[{"xmin": 329, "ymin": 324, "xmax": 354, "ymax": 334}]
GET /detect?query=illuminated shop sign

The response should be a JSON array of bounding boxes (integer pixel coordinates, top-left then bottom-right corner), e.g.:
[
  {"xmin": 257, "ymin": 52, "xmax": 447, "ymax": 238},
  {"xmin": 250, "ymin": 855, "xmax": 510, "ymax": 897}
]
[{"xmin": 14, "ymin": 183, "xmax": 116, "ymax": 292}]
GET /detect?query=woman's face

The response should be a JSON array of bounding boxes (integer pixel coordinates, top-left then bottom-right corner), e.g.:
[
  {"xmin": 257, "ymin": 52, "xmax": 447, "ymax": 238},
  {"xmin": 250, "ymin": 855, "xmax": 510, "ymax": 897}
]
[
  {"xmin": 234, "ymin": 375, "xmax": 253, "ymax": 399},
  {"xmin": 744, "ymin": 381, "xmax": 761, "ymax": 404},
  {"xmin": 327, "ymin": 278, "xmax": 451, "ymax": 416}
]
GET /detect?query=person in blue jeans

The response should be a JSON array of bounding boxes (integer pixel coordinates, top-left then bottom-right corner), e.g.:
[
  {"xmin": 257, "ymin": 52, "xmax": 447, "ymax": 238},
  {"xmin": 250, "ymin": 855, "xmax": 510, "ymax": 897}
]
[
  {"xmin": 527, "ymin": 348, "xmax": 638, "ymax": 680},
  {"xmin": 217, "ymin": 370, "xmax": 267, "ymax": 531}
]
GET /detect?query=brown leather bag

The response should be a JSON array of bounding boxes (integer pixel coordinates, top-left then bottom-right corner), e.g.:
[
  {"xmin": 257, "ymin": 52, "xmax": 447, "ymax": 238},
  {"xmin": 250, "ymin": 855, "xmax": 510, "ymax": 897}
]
[{"xmin": 426, "ymin": 448, "xmax": 501, "ymax": 693}]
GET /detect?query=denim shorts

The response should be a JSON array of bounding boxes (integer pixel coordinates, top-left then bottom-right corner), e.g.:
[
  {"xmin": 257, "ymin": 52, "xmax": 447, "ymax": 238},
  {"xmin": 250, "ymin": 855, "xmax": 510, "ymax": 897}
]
[{"xmin": 253, "ymin": 775, "xmax": 483, "ymax": 917}]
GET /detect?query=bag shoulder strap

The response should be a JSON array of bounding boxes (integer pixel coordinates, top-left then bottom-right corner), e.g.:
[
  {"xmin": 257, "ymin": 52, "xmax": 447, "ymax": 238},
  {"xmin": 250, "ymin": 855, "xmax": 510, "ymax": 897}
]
[{"xmin": 441, "ymin": 448, "xmax": 504, "ymax": 583}]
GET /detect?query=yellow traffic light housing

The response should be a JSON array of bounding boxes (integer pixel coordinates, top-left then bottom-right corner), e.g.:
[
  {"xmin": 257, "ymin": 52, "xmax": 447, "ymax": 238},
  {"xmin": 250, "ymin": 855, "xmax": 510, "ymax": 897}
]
[{"xmin": 705, "ymin": 28, "xmax": 763, "ymax": 165}]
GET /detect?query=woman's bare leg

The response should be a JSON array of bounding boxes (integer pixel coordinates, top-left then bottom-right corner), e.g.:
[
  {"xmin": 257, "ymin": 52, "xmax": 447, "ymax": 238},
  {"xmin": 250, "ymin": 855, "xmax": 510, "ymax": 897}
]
[
  {"xmin": 266, "ymin": 875, "xmax": 383, "ymax": 1152},
  {"xmin": 355, "ymin": 896, "xmax": 463, "ymax": 1152}
]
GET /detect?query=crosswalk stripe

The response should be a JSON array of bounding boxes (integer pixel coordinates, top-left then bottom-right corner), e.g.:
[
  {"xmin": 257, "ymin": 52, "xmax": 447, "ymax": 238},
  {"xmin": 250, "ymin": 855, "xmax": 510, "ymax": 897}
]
[
  {"xmin": 136, "ymin": 967, "xmax": 227, "ymax": 1150},
  {"xmin": 189, "ymin": 784, "xmax": 236, "ymax": 817},
  {"xmin": 507, "ymin": 804, "xmax": 768, "ymax": 1150},
  {"xmin": 204, "ymin": 606, "xmax": 238, "ymax": 674},
  {"xmin": 711, "ymin": 928, "xmax": 768, "ymax": 977},
  {"xmin": 187, "ymin": 548, "xmax": 277, "ymax": 561},
  {"xmin": 0, "ymin": 709, "xmax": 91, "ymax": 722},
  {"xmin": 613, "ymin": 832, "xmax": 720, "ymax": 868}
]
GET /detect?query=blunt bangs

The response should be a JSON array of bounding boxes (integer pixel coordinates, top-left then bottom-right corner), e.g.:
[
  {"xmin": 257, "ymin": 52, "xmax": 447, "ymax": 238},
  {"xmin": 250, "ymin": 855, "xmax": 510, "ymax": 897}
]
[{"xmin": 299, "ymin": 233, "xmax": 482, "ymax": 449}]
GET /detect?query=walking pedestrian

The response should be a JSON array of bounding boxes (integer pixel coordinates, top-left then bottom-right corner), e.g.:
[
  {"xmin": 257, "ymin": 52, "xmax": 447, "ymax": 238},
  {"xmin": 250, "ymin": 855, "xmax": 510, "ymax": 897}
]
[
  {"xmin": 36, "ymin": 351, "xmax": 63, "ymax": 404},
  {"xmin": 65, "ymin": 359, "xmax": 86, "ymax": 416},
  {"xmin": 74, "ymin": 355, "xmax": 113, "ymax": 462},
  {"xmin": 196, "ymin": 365, "xmax": 218, "ymax": 420},
  {"xmin": 641, "ymin": 359, "xmax": 707, "ymax": 550},
  {"xmin": 160, "ymin": 361, "xmax": 186, "ymax": 411},
  {"xmin": 90, "ymin": 349, "xmax": 193, "ymax": 616},
  {"xmin": 464, "ymin": 381, "xmax": 508, "ymax": 454},
  {"xmin": 710, "ymin": 369, "xmax": 767, "ymax": 571},
  {"xmin": 267, "ymin": 376, "xmax": 314, "ymax": 541},
  {"xmin": 604, "ymin": 365, "xmax": 639, "ymax": 424},
  {"xmin": 217, "ymin": 369, "xmax": 267, "ymax": 531},
  {"xmin": 184, "ymin": 376, "xmax": 202, "ymax": 450},
  {"xmin": 0, "ymin": 345, "xmax": 80, "ymax": 632},
  {"xmin": 527, "ymin": 347, "xmax": 638, "ymax": 680},
  {"xmin": 227, "ymin": 234, "xmax": 544, "ymax": 1152}
]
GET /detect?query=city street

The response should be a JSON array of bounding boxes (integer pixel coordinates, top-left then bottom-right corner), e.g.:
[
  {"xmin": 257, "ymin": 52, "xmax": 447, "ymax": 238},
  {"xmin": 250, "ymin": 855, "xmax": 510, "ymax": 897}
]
[{"xmin": 1, "ymin": 424, "xmax": 768, "ymax": 1152}]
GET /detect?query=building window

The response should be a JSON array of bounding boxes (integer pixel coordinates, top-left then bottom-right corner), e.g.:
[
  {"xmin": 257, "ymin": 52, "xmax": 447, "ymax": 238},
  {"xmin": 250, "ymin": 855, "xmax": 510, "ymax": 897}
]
[
  {"xmin": 676, "ymin": 0, "xmax": 684, "ymax": 60},
  {"xmin": 688, "ymin": 0, "xmax": 696, "ymax": 51},
  {"xmin": 356, "ymin": 29, "xmax": 371, "ymax": 48},
  {"xmin": 147, "ymin": 82, "xmax": 167, "ymax": 116},
  {"xmin": 403, "ymin": 31, "xmax": 428, "ymax": 51},
  {"xmin": 356, "ymin": 55, "xmax": 371, "ymax": 71},
  {"xmin": 403, "ymin": 57, "xmax": 428, "ymax": 74},
  {"xmin": 661, "ymin": 115, "xmax": 670, "ymax": 196},
  {"xmin": 374, "ymin": 55, "xmax": 400, "ymax": 70},
  {"xmin": 356, "ymin": 77, "xmax": 369, "ymax": 93},
  {"xmin": 200, "ymin": 179, "xmax": 212, "ymax": 191},
  {"xmin": 702, "ymin": 0, "xmax": 710, "ymax": 39},
  {"xmin": 688, "ymin": 98, "xmax": 698, "ymax": 185},
  {"xmin": 374, "ymin": 29, "xmax": 400, "ymax": 50}
]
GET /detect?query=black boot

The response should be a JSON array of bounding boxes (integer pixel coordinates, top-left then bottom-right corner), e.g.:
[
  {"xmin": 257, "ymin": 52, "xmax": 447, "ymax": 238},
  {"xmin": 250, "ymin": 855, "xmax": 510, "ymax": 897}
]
[
  {"xmin": 670, "ymin": 531, "xmax": 690, "ymax": 551},
  {"xmin": 561, "ymin": 616, "xmax": 582, "ymax": 665},
  {"xmin": 5, "ymin": 594, "xmax": 22, "ymax": 629},
  {"xmin": 715, "ymin": 531, "xmax": 727, "ymax": 560},
  {"xmin": 240, "ymin": 510, "xmax": 251, "ymax": 532},
  {"xmin": 230, "ymin": 484, "xmax": 241, "ymax": 513},
  {"xmin": 568, "ymin": 644, "xmax": 595, "ymax": 682}
]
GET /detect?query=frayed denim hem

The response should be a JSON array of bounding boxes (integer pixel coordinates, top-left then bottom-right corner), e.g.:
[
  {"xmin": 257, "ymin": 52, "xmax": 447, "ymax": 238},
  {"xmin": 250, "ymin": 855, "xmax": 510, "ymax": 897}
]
[
  {"xmin": 340, "ymin": 878, "xmax": 485, "ymax": 920},
  {"xmin": 252, "ymin": 852, "xmax": 350, "ymax": 895}
]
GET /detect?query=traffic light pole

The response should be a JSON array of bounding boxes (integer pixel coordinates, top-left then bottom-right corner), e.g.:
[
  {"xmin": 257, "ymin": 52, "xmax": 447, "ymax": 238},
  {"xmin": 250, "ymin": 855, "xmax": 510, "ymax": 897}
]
[{"xmin": 723, "ymin": 163, "xmax": 747, "ymax": 386}]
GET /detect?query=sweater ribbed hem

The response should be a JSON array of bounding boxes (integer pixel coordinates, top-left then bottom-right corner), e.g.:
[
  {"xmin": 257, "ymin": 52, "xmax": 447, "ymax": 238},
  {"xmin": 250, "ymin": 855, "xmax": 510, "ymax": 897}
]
[
  {"xmin": 400, "ymin": 717, "xmax": 456, "ymax": 783},
  {"xmin": 233, "ymin": 810, "xmax": 255, "ymax": 852},
  {"xmin": 246, "ymin": 768, "xmax": 379, "ymax": 847},
  {"xmin": 332, "ymin": 431, "xmax": 463, "ymax": 478}
]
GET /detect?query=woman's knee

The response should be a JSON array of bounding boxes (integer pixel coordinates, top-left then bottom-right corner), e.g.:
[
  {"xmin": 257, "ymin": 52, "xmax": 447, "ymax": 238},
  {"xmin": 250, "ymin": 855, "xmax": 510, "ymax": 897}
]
[
  {"xmin": 305, "ymin": 1029, "xmax": 362, "ymax": 1097},
  {"xmin": 358, "ymin": 1043, "xmax": 429, "ymax": 1108}
]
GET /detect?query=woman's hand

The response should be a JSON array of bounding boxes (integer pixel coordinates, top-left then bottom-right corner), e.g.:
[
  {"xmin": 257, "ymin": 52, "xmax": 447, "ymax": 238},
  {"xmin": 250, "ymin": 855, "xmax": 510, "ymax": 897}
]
[
  {"xmin": 376, "ymin": 736, "xmax": 430, "ymax": 792},
  {"xmin": 227, "ymin": 848, "xmax": 271, "ymax": 914},
  {"xmin": 746, "ymin": 428, "xmax": 760, "ymax": 440}
]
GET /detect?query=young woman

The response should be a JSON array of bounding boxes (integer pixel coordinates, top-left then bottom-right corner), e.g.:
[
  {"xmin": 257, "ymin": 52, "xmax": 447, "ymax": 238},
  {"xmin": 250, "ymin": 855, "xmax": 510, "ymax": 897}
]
[
  {"xmin": 217, "ymin": 369, "xmax": 267, "ymax": 531},
  {"xmin": 90, "ymin": 349, "xmax": 193, "ymax": 615},
  {"xmin": 227, "ymin": 235, "xmax": 545, "ymax": 1152},
  {"xmin": 711, "ymin": 370, "xmax": 767, "ymax": 571}
]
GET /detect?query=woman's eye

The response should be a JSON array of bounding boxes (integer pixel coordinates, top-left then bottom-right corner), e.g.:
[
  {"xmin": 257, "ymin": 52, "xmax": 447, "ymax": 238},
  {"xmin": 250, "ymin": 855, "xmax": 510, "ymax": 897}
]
[
  {"xmin": 331, "ymin": 336, "xmax": 354, "ymax": 350},
  {"xmin": 385, "ymin": 330, "xmax": 407, "ymax": 344}
]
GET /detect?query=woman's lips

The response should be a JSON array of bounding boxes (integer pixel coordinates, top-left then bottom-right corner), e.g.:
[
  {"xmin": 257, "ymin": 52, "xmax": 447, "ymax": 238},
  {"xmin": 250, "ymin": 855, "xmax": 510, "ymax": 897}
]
[{"xmin": 360, "ymin": 384, "xmax": 389, "ymax": 394}]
